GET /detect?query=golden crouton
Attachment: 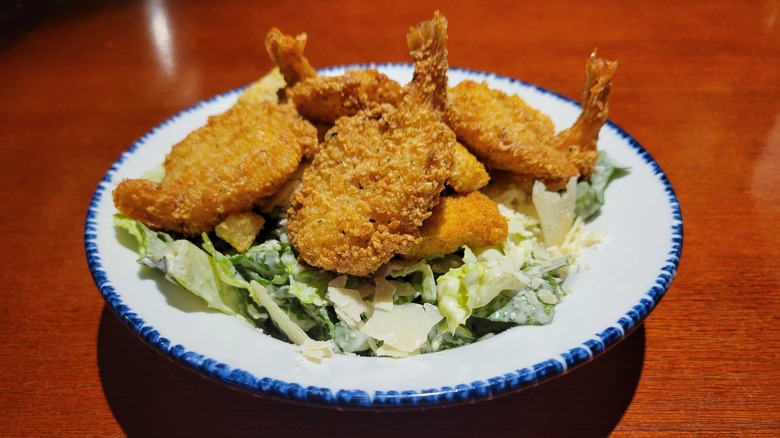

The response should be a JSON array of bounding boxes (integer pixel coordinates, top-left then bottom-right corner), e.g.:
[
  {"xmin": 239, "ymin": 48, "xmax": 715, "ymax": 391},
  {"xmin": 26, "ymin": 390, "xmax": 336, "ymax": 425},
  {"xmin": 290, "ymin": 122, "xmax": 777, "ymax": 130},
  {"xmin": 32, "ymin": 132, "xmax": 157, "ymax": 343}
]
[{"xmin": 215, "ymin": 212, "xmax": 266, "ymax": 253}]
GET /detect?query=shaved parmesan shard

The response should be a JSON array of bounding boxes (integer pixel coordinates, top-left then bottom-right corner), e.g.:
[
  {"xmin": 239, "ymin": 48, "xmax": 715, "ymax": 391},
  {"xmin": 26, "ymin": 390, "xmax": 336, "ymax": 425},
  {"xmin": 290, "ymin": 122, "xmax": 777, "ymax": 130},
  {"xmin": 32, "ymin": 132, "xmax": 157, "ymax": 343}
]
[
  {"xmin": 327, "ymin": 276, "xmax": 368, "ymax": 328},
  {"xmin": 248, "ymin": 281, "xmax": 310, "ymax": 346},
  {"xmin": 299, "ymin": 339, "xmax": 334, "ymax": 363},
  {"xmin": 532, "ymin": 177, "xmax": 577, "ymax": 247},
  {"xmin": 375, "ymin": 342, "xmax": 421, "ymax": 358},
  {"xmin": 360, "ymin": 303, "xmax": 443, "ymax": 355},
  {"xmin": 372, "ymin": 277, "xmax": 396, "ymax": 311}
]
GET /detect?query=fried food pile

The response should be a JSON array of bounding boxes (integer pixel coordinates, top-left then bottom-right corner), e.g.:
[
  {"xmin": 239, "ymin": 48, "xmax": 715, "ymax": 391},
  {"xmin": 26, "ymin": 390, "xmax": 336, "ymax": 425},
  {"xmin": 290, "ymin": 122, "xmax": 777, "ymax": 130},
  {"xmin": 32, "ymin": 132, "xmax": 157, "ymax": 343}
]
[
  {"xmin": 113, "ymin": 102, "xmax": 317, "ymax": 236},
  {"xmin": 112, "ymin": 11, "xmax": 616, "ymax": 277}
]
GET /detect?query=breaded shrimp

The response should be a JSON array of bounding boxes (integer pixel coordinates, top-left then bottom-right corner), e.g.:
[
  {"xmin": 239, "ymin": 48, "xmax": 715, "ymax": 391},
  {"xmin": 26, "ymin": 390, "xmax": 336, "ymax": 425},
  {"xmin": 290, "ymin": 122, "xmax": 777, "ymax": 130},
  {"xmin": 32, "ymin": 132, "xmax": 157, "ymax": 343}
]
[
  {"xmin": 401, "ymin": 191, "xmax": 507, "ymax": 261},
  {"xmin": 447, "ymin": 52, "xmax": 617, "ymax": 189},
  {"xmin": 447, "ymin": 80, "xmax": 579, "ymax": 190},
  {"xmin": 554, "ymin": 52, "xmax": 617, "ymax": 178},
  {"xmin": 264, "ymin": 28, "xmax": 317, "ymax": 86},
  {"xmin": 287, "ymin": 12, "xmax": 456, "ymax": 276},
  {"xmin": 113, "ymin": 101, "xmax": 318, "ymax": 236},
  {"xmin": 403, "ymin": 10, "xmax": 449, "ymax": 112},
  {"xmin": 406, "ymin": 13, "xmax": 488, "ymax": 194},
  {"xmin": 265, "ymin": 28, "xmax": 403, "ymax": 130},
  {"xmin": 287, "ymin": 69, "xmax": 403, "ymax": 125},
  {"xmin": 447, "ymin": 142, "xmax": 490, "ymax": 193}
]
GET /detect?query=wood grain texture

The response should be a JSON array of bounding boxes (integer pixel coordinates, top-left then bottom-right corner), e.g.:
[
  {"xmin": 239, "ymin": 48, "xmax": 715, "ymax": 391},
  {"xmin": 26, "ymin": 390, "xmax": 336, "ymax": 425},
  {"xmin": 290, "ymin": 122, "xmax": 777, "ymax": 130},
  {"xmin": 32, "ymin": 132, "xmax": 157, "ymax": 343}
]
[{"xmin": 1, "ymin": 0, "xmax": 778, "ymax": 435}]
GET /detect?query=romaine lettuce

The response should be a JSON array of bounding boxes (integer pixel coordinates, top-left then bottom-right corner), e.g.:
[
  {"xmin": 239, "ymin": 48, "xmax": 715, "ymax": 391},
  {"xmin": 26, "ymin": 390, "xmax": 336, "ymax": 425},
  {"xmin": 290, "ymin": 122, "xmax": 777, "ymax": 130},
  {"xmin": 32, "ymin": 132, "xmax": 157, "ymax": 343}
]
[{"xmin": 575, "ymin": 151, "xmax": 629, "ymax": 220}]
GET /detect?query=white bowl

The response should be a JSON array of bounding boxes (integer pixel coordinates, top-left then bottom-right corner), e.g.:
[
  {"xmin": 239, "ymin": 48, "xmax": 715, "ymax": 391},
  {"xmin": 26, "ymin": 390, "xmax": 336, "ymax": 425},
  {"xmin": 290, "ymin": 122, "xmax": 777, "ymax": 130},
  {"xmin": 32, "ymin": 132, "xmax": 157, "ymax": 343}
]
[{"xmin": 85, "ymin": 64, "xmax": 682, "ymax": 409}]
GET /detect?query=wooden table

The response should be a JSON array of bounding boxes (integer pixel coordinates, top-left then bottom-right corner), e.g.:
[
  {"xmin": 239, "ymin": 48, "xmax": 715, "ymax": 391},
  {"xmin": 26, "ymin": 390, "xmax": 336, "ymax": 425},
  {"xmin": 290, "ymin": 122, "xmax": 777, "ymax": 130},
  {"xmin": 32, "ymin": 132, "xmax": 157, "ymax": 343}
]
[{"xmin": 2, "ymin": 0, "xmax": 778, "ymax": 435}]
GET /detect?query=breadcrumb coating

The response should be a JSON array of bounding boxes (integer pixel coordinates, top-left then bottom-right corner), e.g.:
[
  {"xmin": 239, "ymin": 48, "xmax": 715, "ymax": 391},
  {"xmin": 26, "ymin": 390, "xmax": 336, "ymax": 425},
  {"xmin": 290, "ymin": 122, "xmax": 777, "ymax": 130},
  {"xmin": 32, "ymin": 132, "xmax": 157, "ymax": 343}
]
[
  {"xmin": 287, "ymin": 12, "xmax": 455, "ymax": 276},
  {"xmin": 402, "ymin": 191, "xmax": 507, "ymax": 260},
  {"xmin": 447, "ymin": 52, "xmax": 616, "ymax": 190},
  {"xmin": 447, "ymin": 142, "xmax": 490, "ymax": 193},
  {"xmin": 447, "ymin": 80, "xmax": 579, "ymax": 190},
  {"xmin": 287, "ymin": 69, "xmax": 403, "ymax": 125},
  {"xmin": 113, "ymin": 101, "xmax": 317, "ymax": 235}
]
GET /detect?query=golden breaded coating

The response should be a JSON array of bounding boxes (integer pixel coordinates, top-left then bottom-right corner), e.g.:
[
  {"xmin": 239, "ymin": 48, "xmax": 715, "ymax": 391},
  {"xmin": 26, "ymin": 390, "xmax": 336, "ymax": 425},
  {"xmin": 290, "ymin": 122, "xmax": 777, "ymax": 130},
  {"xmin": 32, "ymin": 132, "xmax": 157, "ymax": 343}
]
[
  {"xmin": 265, "ymin": 28, "xmax": 402, "ymax": 130},
  {"xmin": 403, "ymin": 10, "xmax": 449, "ymax": 112},
  {"xmin": 447, "ymin": 80, "xmax": 579, "ymax": 190},
  {"xmin": 402, "ymin": 191, "xmax": 508, "ymax": 260},
  {"xmin": 113, "ymin": 101, "xmax": 318, "ymax": 236},
  {"xmin": 287, "ymin": 12, "xmax": 456, "ymax": 276},
  {"xmin": 264, "ymin": 28, "xmax": 317, "ymax": 86},
  {"xmin": 447, "ymin": 52, "xmax": 616, "ymax": 190},
  {"xmin": 288, "ymin": 106, "xmax": 455, "ymax": 276},
  {"xmin": 287, "ymin": 69, "xmax": 403, "ymax": 125},
  {"xmin": 554, "ymin": 52, "xmax": 617, "ymax": 179},
  {"xmin": 447, "ymin": 142, "xmax": 490, "ymax": 193}
]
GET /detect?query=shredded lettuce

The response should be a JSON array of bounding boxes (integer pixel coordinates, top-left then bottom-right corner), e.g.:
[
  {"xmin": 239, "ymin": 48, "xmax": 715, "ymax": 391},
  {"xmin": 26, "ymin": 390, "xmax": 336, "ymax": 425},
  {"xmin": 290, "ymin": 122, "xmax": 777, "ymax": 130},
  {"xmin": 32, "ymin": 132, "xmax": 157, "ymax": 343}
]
[
  {"xmin": 114, "ymin": 150, "xmax": 626, "ymax": 358},
  {"xmin": 114, "ymin": 202, "xmax": 572, "ymax": 358},
  {"xmin": 435, "ymin": 205, "xmax": 569, "ymax": 333},
  {"xmin": 114, "ymin": 213, "xmax": 172, "ymax": 258}
]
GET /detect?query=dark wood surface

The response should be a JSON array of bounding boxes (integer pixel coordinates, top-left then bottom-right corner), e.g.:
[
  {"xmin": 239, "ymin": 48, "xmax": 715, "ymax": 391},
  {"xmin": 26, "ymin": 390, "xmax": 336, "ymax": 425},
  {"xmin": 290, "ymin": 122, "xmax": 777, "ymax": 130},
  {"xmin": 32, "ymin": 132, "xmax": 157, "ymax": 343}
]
[{"xmin": 2, "ymin": 0, "xmax": 778, "ymax": 435}]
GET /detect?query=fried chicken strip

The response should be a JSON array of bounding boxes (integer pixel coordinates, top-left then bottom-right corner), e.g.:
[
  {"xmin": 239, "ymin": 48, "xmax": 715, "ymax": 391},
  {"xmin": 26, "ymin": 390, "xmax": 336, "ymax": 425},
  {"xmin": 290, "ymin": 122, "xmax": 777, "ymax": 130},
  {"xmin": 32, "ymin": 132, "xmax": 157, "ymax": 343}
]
[
  {"xmin": 402, "ymin": 191, "xmax": 507, "ymax": 261},
  {"xmin": 113, "ymin": 101, "xmax": 318, "ymax": 236},
  {"xmin": 287, "ymin": 12, "xmax": 456, "ymax": 276}
]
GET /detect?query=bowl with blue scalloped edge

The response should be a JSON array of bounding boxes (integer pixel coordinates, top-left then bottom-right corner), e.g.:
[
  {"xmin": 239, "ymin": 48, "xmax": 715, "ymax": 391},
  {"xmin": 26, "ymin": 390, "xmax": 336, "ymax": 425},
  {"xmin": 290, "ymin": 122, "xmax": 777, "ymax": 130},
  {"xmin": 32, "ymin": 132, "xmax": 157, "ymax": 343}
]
[{"xmin": 85, "ymin": 64, "xmax": 682, "ymax": 409}]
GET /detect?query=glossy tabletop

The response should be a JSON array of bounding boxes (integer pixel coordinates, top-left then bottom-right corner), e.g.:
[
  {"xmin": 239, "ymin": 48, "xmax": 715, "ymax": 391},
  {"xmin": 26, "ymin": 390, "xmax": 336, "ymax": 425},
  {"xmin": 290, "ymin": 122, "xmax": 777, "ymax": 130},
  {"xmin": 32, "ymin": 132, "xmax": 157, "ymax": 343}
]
[{"xmin": 1, "ymin": 0, "xmax": 778, "ymax": 435}]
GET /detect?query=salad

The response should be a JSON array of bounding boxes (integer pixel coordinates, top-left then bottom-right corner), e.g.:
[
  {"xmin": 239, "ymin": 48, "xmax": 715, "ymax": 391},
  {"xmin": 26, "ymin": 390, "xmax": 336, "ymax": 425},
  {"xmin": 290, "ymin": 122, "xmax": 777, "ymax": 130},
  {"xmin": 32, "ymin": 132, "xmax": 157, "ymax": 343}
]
[{"xmin": 115, "ymin": 152, "xmax": 626, "ymax": 361}]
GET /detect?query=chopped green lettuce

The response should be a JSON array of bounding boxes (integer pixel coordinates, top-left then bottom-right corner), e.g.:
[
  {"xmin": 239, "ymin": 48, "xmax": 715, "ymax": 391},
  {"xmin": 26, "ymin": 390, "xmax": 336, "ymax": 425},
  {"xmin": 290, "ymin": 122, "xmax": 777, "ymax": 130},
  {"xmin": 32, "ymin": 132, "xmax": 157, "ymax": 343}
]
[
  {"xmin": 114, "ymin": 150, "xmax": 623, "ymax": 359},
  {"xmin": 435, "ymin": 205, "xmax": 569, "ymax": 333},
  {"xmin": 201, "ymin": 234, "xmax": 316, "ymax": 346},
  {"xmin": 114, "ymin": 213, "xmax": 172, "ymax": 258},
  {"xmin": 576, "ymin": 151, "xmax": 629, "ymax": 220},
  {"xmin": 140, "ymin": 235, "xmax": 249, "ymax": 318}
]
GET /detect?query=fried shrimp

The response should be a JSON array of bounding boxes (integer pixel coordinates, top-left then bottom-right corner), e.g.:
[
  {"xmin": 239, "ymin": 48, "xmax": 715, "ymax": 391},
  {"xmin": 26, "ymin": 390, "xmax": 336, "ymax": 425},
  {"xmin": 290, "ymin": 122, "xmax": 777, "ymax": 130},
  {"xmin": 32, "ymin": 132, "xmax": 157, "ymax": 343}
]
[
  {"xmin": 554, "ymin": 52, "xmax": 617, "ymax": 178},
  {"xmin": 265, "ymin": 28, "xmax": 403, "ymax": 130},
  {"xmin": 287, "ymin": 12, "xmax": 456, "ymax": 276},
  {"xmin": 403, "ymin": 11, "xmax": 449, "ymax": 112},
  {"xmin": 447, "ymin": 80, "xmax": 578, "ymax": 190},
  {"xmin": 404, "ymin": 12, "xmax": 490, "ymax": 194},
  {"xmin": 402, "ymin": 191, "xmax": 507, "ymax": 261},
  {"xmin": 113, "ymin": 101, "xmax": 318, "ymax": 236},
  {"xmin": 287, "ymin": 69, "xmax": 403, "ymax": 125},
  {"xmin": 447, "ymin": 52, "xmax": 616, "ymax": 190}
]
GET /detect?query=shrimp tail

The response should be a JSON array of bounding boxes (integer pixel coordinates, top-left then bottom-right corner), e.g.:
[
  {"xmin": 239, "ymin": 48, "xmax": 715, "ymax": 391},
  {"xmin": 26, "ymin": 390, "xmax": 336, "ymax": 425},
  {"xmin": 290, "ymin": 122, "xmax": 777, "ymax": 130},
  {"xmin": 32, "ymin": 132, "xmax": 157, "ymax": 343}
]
[
  {"xmin": 264, "ymin": 28, "xmax": 318, "ymax": 87},
  {"xmin": 404, "ymin": 11, "xmax": 449, "ymax": 112},
  {"xmin": 555, "ymin": 50, "xmax": 618, "ymax": 178}
]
